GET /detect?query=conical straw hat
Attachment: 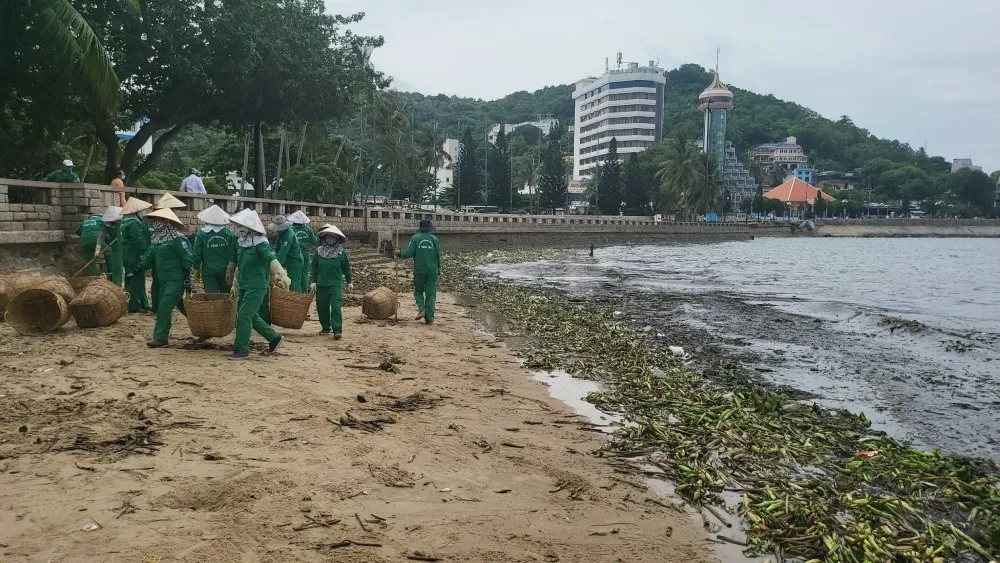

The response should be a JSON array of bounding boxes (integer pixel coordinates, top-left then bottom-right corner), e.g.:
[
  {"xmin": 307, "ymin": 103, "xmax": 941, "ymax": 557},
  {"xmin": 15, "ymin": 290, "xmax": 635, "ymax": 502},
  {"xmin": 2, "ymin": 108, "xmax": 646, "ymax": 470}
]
[
  {"xmin": 145, "ymin": 207, "xmax": 184, "ymax": 226},
  {"xmin": 288, "ymin": 210, "xmax": 310, "ymax": 225},
  {"xmin": 156, "ymin": 192, "xmax": 186, "ymax": 209},
  {"xmin": 197, "ymin": 204, "xmax": 230, "ymax": 225},
  {"xmin": 230, "ymin": 209, "xmax": 266, "ymax": 235},
  {"xmin": 268, "ymin": 215, "xmax": 293, "ymax": 232},
  {"xmin": 122, "ymin": 197, "xmax": 152, "ymax": 215},
  {"xmin": 102, "ymin": 206, "xmax": 123, "ymax": 223},
  {"xmin": 318, "ymin": 225, "xmax": 347, "ymax": 242},
  {"xmin": 319, "ymin": 223, "xmax": 333, "ymax": 230}
]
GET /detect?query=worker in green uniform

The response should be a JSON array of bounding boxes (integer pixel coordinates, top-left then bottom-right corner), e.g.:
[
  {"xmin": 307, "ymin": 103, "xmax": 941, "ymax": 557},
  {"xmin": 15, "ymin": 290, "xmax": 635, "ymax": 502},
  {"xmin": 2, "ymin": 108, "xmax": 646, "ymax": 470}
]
[
  {"xmin": 100, "ymin": 206, "xmax": 124, "ymax": 286},
  {"xmin": 151, "ymin": 192, "xmax": 186, "ymax": 313},
  {"xmin": 229, "ymin": 209, "xmax": 289, "ymax": 361},
  {"xmin": 136, "ymin": 207, "xmax": 192, "ymax": 348},
  {"xmin": 193, "ymin": 204, "xmax": 237, "ymax": 293},
  {"xmin": 309, "ymin": 225, "xmax": 352, "ymax": 339},
  {"xmin": 121, "ymin": 197, "xmax": 153, "ymax": 312},
  {"xmin": 44, "ymin": 159, "xmax": 81, "ymax": 183},
  {"xmin": 75, "ymin": 212, "xmax": 104, "ymax": 275},
  {"xmin": 288, "ymin": 210, "xmax": 317, "ymax": 292},
  {"xmin": 398, "ymin": 219, "xmax": 442, "ymax": 324},
  {"xmin": 269, "ymin": 215, "xmax": 305, "ymax": 292}
]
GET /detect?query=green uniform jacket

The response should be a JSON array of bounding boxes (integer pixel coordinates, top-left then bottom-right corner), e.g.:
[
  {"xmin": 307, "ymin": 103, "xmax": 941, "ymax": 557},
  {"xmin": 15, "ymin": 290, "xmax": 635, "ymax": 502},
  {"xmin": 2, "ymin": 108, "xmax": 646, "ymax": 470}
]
[
  {"xmin": 274, "ymin": 229, "xmax": 303, "ymax": 269},
  {"xmin": 101, "ymin": 223, "xmax": 120, "ymax": 258},
  {"xmin": 400, "ymin": 232, "xmax": 441, "ymax": 274},
  {"xmin": 44, "ymin": 169, "xmax": 81, "ymax": 182},
  {"xmin": 120, "ymin": 216, "xmax": 150, "ymax": 268},
  {"xmin": 293, "ymin": 225, "xmax": 317, "ymax": 256},
  {"xmin": 76, "ymin": 215, "xmax": 103, "ymax": 245},
  {"xmin": 237, "ymin": 241, "xmax": 277, "ymax": 289},
  {"xmin": 193, "ymin": 227, "xmax": 237, "ymax": 274},
  {"xmin": 309, "ymin": 250, "xmax": 352, "ymax": 287},
  {"xmin": 137, "ymin": 236, "xmax": 193, "ymax": 282}
]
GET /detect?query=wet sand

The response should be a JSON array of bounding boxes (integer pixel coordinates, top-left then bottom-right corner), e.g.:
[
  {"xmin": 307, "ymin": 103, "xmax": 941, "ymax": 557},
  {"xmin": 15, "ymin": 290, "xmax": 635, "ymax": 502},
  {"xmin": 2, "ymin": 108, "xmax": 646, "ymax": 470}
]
[{"xmin": 0, "ymin": 290, "xmax": 710, "ymax": 562}]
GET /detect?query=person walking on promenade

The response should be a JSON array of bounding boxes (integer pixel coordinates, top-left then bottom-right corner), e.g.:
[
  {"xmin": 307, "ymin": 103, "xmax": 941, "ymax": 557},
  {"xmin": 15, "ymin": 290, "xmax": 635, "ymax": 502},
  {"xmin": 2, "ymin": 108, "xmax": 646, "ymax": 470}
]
[
  {"xmin": 121, "ymin": 197, "xmax": 153, "ymax": 312},
  {"xmin": 75, "ymin": 211, "xmax": 104, "ymax": 276},
  {"xmin": 229, "ymin": 209, "xmax": 289, "ymax": 361},
  {"xmin": 100, "ymin": 206, "xmax": 124, "ymax": 287},
  {"xmin": 193, "ymin": 205, "xmax": 237, "ymax": 294},
  {"xmin": 288, "ymin": 210, "xmax": 317, "ymax": 291},
  {"xmin": 179, "ymin": 168, "xmax": 206, "ymax": 194},
  {"xmin": 269, "ymin": 215, "xmax": 305, "ymax": 292},
  {"xmin": 309, "ymin": 225, "xmax": 352, "ymax": 339},
  {"xmin": 44, "ymin": 159, "xmax": 80, "ymax": 183},
  {"xmin": 398, "ymin": 219, "xmax": 441, "ymax": 324},
  {"xmin": 136, "ymin": 207, "xmax": 192, "ymax": 348}
]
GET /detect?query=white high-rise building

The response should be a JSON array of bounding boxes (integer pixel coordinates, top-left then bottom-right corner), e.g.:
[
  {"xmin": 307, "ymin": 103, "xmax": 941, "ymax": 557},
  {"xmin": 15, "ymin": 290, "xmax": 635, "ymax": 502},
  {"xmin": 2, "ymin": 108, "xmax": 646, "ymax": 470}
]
[{"xmin": 571, "ymin": 60, "xmax": 665, "ymax": 180}]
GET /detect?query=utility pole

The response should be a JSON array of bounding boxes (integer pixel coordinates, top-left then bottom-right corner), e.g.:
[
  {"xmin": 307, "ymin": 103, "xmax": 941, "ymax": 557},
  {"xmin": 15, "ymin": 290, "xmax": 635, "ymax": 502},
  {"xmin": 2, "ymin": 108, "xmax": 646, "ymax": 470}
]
[{"xmin": 484, "ymin": 128, "xmax": 489, "ymax": 208}]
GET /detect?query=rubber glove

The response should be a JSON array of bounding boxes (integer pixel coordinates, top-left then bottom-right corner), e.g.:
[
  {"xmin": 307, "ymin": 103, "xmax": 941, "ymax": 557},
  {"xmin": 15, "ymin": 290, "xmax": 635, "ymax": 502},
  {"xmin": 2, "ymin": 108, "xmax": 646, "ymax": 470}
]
[
  {"xmin": 193, "ymin": 269, "xmax": 201, "ymax": 282},
  {"xmin": 309, "ymin": 282, "xmax": 317, "ymax": 293},
  {"xmin": 346, "ymin": 283, "xmax": 354, "ymax": 294},
  {"xmin": 95, "ymin": 243, "xmax": 102, "ymax": 255},
  {"xmin": 269, "ymin": 259, "xmax": 291, "ymax": 287},
  {"xmin": 183, "ymin": 270, "xmax": 193, "ymax": 294},
  {"xmin": 225, "ymin": 262, "xmax": 236, "ymax": 286}
]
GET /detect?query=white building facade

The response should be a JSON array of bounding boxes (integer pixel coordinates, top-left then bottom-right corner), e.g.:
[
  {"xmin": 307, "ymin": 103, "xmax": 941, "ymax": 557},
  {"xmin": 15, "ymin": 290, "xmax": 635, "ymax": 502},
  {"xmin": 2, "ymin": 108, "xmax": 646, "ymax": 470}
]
[
  {"xmin": 571, "ymin": 61, "xmax": 666, "ymax": 180},
  {"xmin": 429, "ymin": 138, "xmax": 461, "ymax": 197}
]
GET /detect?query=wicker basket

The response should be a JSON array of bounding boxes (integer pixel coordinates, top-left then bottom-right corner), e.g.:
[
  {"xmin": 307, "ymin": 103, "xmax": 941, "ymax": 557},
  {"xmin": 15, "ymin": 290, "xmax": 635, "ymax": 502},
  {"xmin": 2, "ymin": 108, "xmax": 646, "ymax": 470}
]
[
  {"xmin": 5, "ymin": 289, "xmax": 71, "ymax": 335},
  {"xmin": 36, "ymin": 276, "xmax": 76, "ymax": 302},
  {"xmin": 7, "ymin": 272, "xmax": 42, "ymax": 295},
  {"xmin": 362, "ymin": 286, "xmax": 398, "ymax": 320},
  {"xmin": 0, "ymin": 277, "xmax": 11, "ymax": 321},
  {"xmin": 68, "ymin": 276, "xmax": 101, "ymax": 293},
  {"xmin": 68, "ymin": 279, "xmax": 129, "ymax": 328},
  {"xmin": 184, "ymin": 293, "xmax": 237, "ymax": 338},
  {"xmin": 270, "ymin": 286, "xmax": 314, "ymax": 329}
]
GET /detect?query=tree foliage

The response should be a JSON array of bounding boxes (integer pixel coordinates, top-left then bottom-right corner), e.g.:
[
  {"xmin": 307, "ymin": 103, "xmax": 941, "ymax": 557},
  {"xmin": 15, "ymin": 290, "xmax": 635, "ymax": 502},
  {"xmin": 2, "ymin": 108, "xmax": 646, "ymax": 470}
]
[
  {"xmin": 537, "ymin": 133, "xmax": 567, "ymax": 213},
  {"xmin": 446, "ymin": 127, "xmax": 482, "ymax": 209},
  {"xmin": 279, "ymin": 163, "xmax": 353, "ymax": 204}
]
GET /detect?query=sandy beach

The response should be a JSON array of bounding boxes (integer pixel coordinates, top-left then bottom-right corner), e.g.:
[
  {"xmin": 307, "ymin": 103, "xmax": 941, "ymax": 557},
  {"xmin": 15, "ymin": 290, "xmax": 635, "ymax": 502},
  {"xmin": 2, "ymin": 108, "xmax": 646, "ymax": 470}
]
[{"xmin": 0, "ymin": 287, "xmax": 710, "ymax": 562}]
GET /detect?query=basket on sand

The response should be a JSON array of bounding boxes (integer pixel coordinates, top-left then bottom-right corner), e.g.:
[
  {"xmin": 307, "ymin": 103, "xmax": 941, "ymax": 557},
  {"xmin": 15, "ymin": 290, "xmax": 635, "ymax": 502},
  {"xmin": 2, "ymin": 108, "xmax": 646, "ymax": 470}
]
[
  {"xmin": 184, "ymin": 293, "xmax": 237, "ymax": 338},
  {"xmin": 7, "ymin": 271, "xmax": 42, "ymax": 295},
  {"xmin": 0, "ymin": 277, "xmax": 11, "ymax": 320},
  {"xmin": 5, "ymin": 289, "xmax": 71, "ymax": 335},
  {"xmin": 362, "ymin": 286, "xmax": 398, "ymax": 320},
  {"xmin": 36, "ymin": 276, "xmax": 76, "ymax": 302},
  {"xmin": 68, "ymin": 276, "xmax": 101, "ymax": 293},
  {"xmin": 68, "ymin": 279, "xmax": 128, "ymax": 328},
  {"xmin": 269, "ymin": 285, "xmax": 313, "ymax": 329}
]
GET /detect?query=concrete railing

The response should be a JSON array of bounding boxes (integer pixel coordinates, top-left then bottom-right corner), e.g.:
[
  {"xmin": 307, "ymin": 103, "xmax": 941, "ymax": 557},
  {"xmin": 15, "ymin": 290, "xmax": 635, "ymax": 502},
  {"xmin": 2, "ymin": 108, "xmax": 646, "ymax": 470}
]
[{"xmin": 0, "ymin": 179, "xmax": 749, "ymax": 238}]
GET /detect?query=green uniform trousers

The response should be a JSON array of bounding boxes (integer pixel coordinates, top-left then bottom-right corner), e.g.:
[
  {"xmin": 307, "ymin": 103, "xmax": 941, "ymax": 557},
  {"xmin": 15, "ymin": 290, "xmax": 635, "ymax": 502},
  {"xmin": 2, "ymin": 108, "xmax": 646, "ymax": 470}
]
[
  {"xmin": 126, "ymin": 271, "xmax": 149, "ymax": 312},
  {"xmin": 81, "ymin": 243, "xmax": 98, "ymax": 276},
  {"xmin": 259, "ymin": 287, "xmax": 271, "ymax": 324},
  {"xmin": 150, "ymin": 269, "xmax": 159, "ymax": 312},
  {"xmin": 234, "ymin": 287, "xmax": 279, "ymax": 354},
  {"xmin": 297, "ymin": 255, "xmax": 309, "ymax": 293},
  {"xmin": 202, "ymin": 271, "xmax": 230, "ymax": 294},
  {"xmin": 315, "ymin": 285, "xmax": 344, "ymax": 333},
  {"xmin": 152, "ymin": 279, "xmax": 186, "ymax": 342},
  {"xmin": 106, "ymin": 253, "xmax": 123, "ymax": 287},
  {"xmin": 286, "ymin": 262, "xmax": 305, "ymax": 293},
  {"xmin": 413, "ymin": 272, "xmax": 439, "ymax": 324}
]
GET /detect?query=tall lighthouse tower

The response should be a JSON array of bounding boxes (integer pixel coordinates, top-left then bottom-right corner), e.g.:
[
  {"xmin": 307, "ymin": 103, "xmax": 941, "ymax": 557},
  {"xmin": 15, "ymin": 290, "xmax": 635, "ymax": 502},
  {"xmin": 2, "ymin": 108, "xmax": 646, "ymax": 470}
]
[{"xmin": 697, "ymin": 71, "xmax": 734, "ymax": 172}]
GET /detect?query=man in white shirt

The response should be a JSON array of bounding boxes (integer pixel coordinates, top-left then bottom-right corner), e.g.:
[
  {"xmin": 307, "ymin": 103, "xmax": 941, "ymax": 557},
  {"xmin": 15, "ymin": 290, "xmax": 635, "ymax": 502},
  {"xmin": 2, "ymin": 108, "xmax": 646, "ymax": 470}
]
[{"xmin": 180, "ymin": 168, "xmax": 207, "ymax": 194}]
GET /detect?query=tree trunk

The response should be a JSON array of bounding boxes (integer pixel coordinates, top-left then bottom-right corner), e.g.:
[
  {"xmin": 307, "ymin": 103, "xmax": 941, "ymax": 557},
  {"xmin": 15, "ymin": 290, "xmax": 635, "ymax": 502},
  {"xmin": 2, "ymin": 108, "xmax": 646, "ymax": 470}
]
[
  {"xmin": 275, "ymin": 129, "xmax": 285, "ymax": 198},
  {"xmin": 296, "ymin": 123, "xmax": 307, "ymax": 166},
  {"xmin": 254, "ymin": 121, "xmax": 265, "ymax": 198},
  {"xmin": 81, "ymin": 138, "xmax": 95, "ymax": 182},
  {"xmin": 241, "ymin": 129, "xmax": 250, "ymax": 196},
  {"xmin": 131, "ymin": 124, "xmax": 188, "ymax": 183}
]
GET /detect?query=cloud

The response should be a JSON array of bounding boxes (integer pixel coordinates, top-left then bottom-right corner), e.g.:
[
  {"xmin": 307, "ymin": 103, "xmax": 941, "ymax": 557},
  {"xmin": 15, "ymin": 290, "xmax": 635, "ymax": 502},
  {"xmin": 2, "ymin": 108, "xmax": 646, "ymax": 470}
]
[{"xmin": 327, "ymin": 0, "xmax": 1000, "ymax": 170}]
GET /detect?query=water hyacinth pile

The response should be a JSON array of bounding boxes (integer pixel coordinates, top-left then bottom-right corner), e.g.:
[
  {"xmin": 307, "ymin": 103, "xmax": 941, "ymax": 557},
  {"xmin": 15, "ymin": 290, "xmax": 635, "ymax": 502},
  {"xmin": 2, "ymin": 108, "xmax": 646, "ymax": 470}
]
[{"xmin": 442, "ymin": 251, "xmax": 1000, "ymax": 562}]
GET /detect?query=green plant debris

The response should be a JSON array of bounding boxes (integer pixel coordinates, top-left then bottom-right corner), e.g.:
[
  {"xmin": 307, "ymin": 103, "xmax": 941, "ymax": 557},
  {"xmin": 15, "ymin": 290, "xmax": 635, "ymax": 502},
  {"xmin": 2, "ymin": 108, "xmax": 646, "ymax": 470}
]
[
  {"xmin": 879, "ymin": 316, "xmax": 926, "ymax": 334},
  {"xmin": 442, "ymin": 251, "xmax": 1000, "ymax": 562}
]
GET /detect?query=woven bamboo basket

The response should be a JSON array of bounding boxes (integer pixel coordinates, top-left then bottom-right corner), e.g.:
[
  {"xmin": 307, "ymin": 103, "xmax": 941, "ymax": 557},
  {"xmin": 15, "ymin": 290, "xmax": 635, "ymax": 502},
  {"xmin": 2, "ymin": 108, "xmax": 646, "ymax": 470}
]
[
  {"xmin": 0, "ymin": 277, "xmax": 11, "ymax": 321},
  {"xmin": 362, "ymin": 286, "xmax": 398, "ymax": 320},
  {"xmin": 5, "ymin": 289, "xmax": 71, "ymax": 335},
  {"xmin": 68, "ymin": 279, "xmax": 129, "ymax": 328},
  {"xmin": 184, "ymin": 293, "xmax": 237, "ymax": 338},
  {"xmin": 7, "ymin": 271, "xmax": 42, "ymax": 295},
  {"xmin": 68, "ymin": 276, "xmax": 101, "ymax": 293},
  {"xmin": 270, "ymin": 286, "xmax": 314, "ymax": 329},
  {"xmin": 36, "ymin": 276, "xmax": 76, "ymax": 302}
]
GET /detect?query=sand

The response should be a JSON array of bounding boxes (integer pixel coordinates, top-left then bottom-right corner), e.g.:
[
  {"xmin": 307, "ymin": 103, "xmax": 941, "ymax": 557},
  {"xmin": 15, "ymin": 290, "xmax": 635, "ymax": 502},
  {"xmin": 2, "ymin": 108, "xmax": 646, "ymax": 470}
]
[{"xmin": 0, "ymin": 289, "xmax": 713, "ymax": 563}]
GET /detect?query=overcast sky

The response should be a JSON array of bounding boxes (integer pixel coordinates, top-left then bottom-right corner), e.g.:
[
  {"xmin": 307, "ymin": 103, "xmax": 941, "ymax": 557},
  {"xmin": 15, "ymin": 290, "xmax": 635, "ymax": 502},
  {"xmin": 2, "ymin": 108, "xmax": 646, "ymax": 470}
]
[{"xmin": 327, "ymin": 0, "xmax": 1000, "ymax": 172}]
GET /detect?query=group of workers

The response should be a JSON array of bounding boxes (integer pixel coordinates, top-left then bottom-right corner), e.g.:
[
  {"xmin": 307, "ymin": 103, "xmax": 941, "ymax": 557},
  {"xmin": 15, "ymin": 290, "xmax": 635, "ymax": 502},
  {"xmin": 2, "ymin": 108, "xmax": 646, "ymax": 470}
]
[{"xmin": 78, "ymin": 191, "xmax": 441, "ymax": 360}]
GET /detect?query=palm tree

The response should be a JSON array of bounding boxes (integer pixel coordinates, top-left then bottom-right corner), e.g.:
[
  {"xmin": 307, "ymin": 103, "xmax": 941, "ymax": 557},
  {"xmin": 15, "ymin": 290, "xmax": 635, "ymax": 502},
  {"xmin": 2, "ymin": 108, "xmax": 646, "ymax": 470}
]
[
  {"xmin": 416, "ymin": 124, "xmax": 450, "ymax": 207},
  {"xmin": 3, "ymin": 0, "xmax": 138, "ymax": 110},
  {"xmin": 512, "ymin": 155, "xmax": 538, "ymax": 212},
  {"xmin": 655, "ymin": 136, "xmax": 700, "ymax": 219}
]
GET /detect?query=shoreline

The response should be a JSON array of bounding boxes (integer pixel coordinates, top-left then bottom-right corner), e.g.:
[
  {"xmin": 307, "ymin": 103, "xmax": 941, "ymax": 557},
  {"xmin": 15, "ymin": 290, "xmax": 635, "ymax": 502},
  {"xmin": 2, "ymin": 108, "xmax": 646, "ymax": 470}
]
[{"xmin": 0, "ymin": 288, "xmax": 712, "ymax": 562}]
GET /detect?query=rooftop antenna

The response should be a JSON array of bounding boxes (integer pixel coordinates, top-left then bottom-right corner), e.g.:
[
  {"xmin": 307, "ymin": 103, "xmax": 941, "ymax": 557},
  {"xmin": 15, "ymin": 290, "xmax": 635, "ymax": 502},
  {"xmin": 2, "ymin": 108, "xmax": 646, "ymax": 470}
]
[
  {"xmin": 616, "ymin": 52, "xmax": 622, "ymax": 70},
  {"xmin": 716, "ymin": 45, "xmax": 720, "ymax": 75},
  {"xmin": 605, "ymin": 57, "xmax": 609, "ymax": 72}
]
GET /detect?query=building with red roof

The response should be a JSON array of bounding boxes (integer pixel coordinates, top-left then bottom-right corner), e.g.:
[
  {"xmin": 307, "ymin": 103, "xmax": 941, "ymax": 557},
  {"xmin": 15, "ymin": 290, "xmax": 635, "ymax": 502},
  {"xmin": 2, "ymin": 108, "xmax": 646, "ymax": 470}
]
[{"xmin": 764, "ymin": 178, "xmax": 834, "ymax": 213}]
